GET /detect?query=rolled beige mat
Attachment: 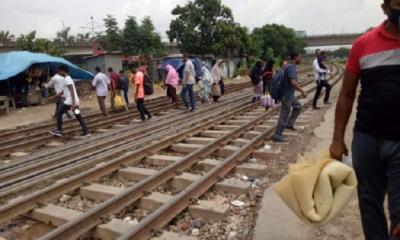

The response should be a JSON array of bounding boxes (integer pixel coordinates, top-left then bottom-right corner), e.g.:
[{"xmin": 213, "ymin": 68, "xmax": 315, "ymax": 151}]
[{"xmin": 275, "ymin": 149, "xmax": 357, "ymax": 226}]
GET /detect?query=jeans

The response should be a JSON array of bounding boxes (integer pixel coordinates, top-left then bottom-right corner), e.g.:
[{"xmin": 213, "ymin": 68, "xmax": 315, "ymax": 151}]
[
  {"xmin": 313, "ymin": 80, "xmax": 331, "ymax": 107},
  {"xmin": 180, "ymin": 84, "xmax": 196, "ymax": 110},
  {"xmin": 353, "ymin": 131, "xmax": 400, "ymax": 240},
  {"xmin": 122, "ymin": 89, "xmax": 129, "ymax": 106},
  {"xmin": 136, "ymin": 98, "xmax": 151, "ymax": 121},
  {"xmin": 274, "ymin": 94, "xmax": 302, "ymax": 137},
  {"xmin": 56, "ymin": 104, "xmax": 88, "ymax": 134}
]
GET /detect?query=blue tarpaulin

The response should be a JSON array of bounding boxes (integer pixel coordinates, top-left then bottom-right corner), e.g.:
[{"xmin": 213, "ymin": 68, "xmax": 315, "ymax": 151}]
[
  {"xmin": 161, "ymin": 56, "xmax": 203, "ymax": 79},
  {"xmin": 0, "ymin": 51, "xmax": 94, "ymax": 81}
]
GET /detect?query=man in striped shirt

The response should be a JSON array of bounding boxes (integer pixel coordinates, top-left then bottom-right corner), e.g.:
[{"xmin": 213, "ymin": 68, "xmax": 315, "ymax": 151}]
[{"xmin": 330, "ymin": 0, "xmax": 400, "ymax": 239}]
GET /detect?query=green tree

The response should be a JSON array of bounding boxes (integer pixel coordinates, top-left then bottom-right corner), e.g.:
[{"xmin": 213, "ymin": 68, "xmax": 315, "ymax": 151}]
[
  {"xmin": 122, "ymin": 16, "xmax": 140, "ymax": 56},
  {"xmin": 328, "ymin": 47, "xmax": 350, "ymax": 59},
  {"xmin": 57, "ymin": 26, "xmax": 75, "ymax": 44},
  {"xmin": 0, "ymin": 30, "xmax": 14, "ymax": 44},
  {"xmin": 16, "ymin": 31, "xmax": 36, "ymax": 51},
  {"xmin": 167, "ymin": 0, "xmax": 235, "ymax": 55},
  {"xmin": 121, "ymin": 16, "xmax": 165, "ymax": 57},
  {"xmin": 16, "ymin": 31, "xmax": 65, "ymax": 56},
  {"xmin": 138, "ymin": 16, "xmax": 165, "ymax": 56},
  {"xmin": 103, "ymin": 15, "xmax": 122, "ymax": 52},
  {"xmin": 251, "ymin": 24, "xmax": 306, "ymax": 61},
  {"xmin": 77, "ymin": 32, "xmax": 91, "ymax": 41}
]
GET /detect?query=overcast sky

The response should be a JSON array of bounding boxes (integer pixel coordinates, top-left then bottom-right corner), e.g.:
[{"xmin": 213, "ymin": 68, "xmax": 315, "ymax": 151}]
[{"xmin": 0, "ymin": 0, "xmax": 385, "ymax": 40}]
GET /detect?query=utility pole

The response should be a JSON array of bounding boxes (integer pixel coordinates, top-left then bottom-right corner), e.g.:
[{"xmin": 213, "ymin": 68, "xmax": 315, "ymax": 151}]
[{"xmin": 91, "ymin": 16, "xmax": 95, "ymax": 39}]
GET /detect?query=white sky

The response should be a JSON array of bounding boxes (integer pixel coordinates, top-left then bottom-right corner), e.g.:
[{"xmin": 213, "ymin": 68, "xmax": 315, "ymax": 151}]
[{"xmin": 0, "ymin": 0, "xmax": 385, "ymax": 40}]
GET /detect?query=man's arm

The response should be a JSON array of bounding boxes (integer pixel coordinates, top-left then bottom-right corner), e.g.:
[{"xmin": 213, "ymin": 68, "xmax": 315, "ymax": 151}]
[
  {"xmin": 330, "ymin": 70, "xmax": 359, "ymax": 160},
  {"xmin": 290, "ymin": 79, "xmax": 307, "ymax": 98},
  {"xmin": 46, "ymin": 78, "xmax": 55, "ymax": 88},
  {"xmin": 68, "ymin": 84, "xmax": 76, "ymax": 109},
  {"xmin": 92, "ymin": 76, "xmax": 98, "ymax": 88}
]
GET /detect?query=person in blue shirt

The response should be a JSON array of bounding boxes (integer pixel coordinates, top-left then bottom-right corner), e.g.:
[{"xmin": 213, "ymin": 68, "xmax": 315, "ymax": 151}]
[{"xmin": 272, "ymin": 52, "xmax": 307, "ymax": 143}]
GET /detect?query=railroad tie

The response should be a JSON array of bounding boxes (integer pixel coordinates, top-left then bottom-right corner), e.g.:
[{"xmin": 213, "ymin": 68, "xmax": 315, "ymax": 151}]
[
  {"xmin": 171, "ymin": 143, "xmax": 203, "ymax": 154},
  {"xmin": 80, "ymin": 183, "xmax": 125, "ymax": 202},
  {"xmin": 243, "ymin": 131, "xmax": 262, "ymax": 140},
  {"xmin": 201, "ymin": 130, "xmax": 230, "ymax": 138},
  {"xmin": 188, "ymin": 200, "xmax": 230, "ymax": 222},
  {"xmin": 119, "ymin": 167, "xmax": 158, "ymax": 182},
  {"xmin": 9, "ymin": 151, "xmax": 29, "ymax": 159},
  {"xmin": 253, "ymin": 148, "xmax": 282, "ymax": 161},
  {"xmin": 213, "ymin": 125, "xmax": 239, "ymax": 131},
  {"xmin": 30, "ymin": 204, "xmax": 83, "ymax": 227},
  {"xmin": 138, "ymin": 192, "xmax": 173, "ymax": 211},
  {"xmin": 215, "ymin": 178, "xmax": 251, "ymax": 195},
  {"xmin": 146, "ymin": 155, "xmax": 182, "ymax": 167},
  {"xmin": 231, "ymin": 138, "xmax": 251, "ymax": 147},
  {"xmin": 185, "ymin": 137, "xmax": 217, "ymax": 145},
  {"xmin": 216, "ymin": 145, "xmax": 240, "ymax": 158}
]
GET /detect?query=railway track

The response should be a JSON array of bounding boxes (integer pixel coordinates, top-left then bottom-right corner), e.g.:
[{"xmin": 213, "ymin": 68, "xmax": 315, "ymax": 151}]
[
  {"xmin": 0, "ymin": 82, "xmax": 250, "ymax": 158},
  {"xmin": 0, "ymin": 71, "xmax": 315, "ymax": 201},
  {"xmin": 0, "ymin": 65, "xmax": 340, "ymax": 240}
]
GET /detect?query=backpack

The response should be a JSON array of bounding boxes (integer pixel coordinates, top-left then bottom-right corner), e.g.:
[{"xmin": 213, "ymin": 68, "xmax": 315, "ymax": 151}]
[
  {"xmin": 143, "ymin": 74, "xmax": 154, "ymax": 95},
  {"xmin": 267, "ymin": 68, "xmax": 287, "ymax": 101}
]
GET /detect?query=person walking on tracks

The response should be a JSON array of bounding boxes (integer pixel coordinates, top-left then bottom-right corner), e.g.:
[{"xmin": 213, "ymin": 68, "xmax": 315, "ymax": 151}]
[
  {"xmin": 180, "ymin": 54, "xmax": 196, "ymax": 112},
  {"xmin": 212, "ymin": 60, "xmax": 226, "ymax": 98},
  {"xmin": 199, "ymin": 65, "xmax": 213, "ymax": 103},
  {"xmin": 49, "ymin": 65, "xmax": 90, "ymax": 137},
  {"xmin": 272, "ymin": 53, "xmax": 307, "ymax": 143},
  {"xmin": 165, "ymin": 64, "xmax": 179, "ymax": 104},
  {"xmin": 119, "ymin": 70, "xmax": 130, "ymax": 109},
  {"xmin": 250, "ymin": 60, "xmax": 264, "ymax": 103},
  {"xmin": 132, "ymin": 67, "xmax": 152, "ymax": 122},
  {"xmin": 312, "ymin": 50, "xmax": 332, "ymax": 109},
  {"xmin": 330, "ymin": 1, "xmax": 400, "ymax": 239},
  {"xmin": 44, "ymin": 71, "xmax": 72, "ymax": 119},
  {"xmin": 108, "ymin": 67, "xmax": 120, "ymax": 111},
  {"xmin": 92, "ymin": 66, "xmax": 110, "ymax": 116}
]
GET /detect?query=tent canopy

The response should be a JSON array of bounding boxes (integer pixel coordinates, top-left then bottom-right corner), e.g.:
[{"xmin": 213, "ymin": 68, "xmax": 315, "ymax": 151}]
[
  {"xmin": 161, "ymin": 56, "xmax": 203, "ymax": 79},
  {"xmin": 0, "ymin": 51, "xmax": 94, "ymax": 81}
]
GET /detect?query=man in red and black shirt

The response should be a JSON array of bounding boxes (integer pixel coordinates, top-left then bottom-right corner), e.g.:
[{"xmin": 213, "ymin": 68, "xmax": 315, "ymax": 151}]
[
  {"xmin": 330, "ymin": 1, "xmax": 400, "ymax": 239},
  {"xmin": 108, "ymin": 67, "xmax": 120, "ymax": 110}
]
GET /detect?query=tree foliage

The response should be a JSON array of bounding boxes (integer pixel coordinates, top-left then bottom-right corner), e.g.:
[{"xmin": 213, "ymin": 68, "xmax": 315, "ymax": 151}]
[
  {"xmin": 100, "ymin": 15, "xmax": 165, "ymax": 56},
  {"xmin": 0, "ymin": 30, "xmax": 14, "ymax": 44},
  {"xmin": 167, "ymin": 0, "xmax": 236, "ymax": 55},
  {"xmin": 77, "ymin": 32, "xmax": 91, "ymax": 41},
  {"xmin": 16, "ymin": 31, "xmax": 65, "ymax": 56},
  {"xmin": 328, "ymin": 47, "xmax": 350, "ymax": 59},
  {"xmin": 56, "ymin": 27, "xmax": 75, "ymax": 44},
  {"xmin": 251, "ymin": 24, "xmax": 306, "ymax": 61},
  {"xmin": 167, "ymin": 0, "xmax": 305, "ymax": 62},
  {"xmin": 102, "ymin": 15, "xmax": 122, "ymax": 52}
]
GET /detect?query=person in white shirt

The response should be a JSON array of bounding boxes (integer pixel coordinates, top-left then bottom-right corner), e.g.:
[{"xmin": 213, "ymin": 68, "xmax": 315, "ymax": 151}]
[
  {"xmin": 92, "ymin": 66, "xmax": 110, "ymax": 116},
  {"xmin": 312, "ymin": 49, "xmax": 331, "ymax": 109},
  {"xmin": 180, "ymin": 54, "xmax": 196, "ymax": 112},
  {"xmin": 49, "ymin": 65, "xmax": 90, "ymax": 137},
  {"xmin": 44, "ymin": 72, "xmax": 72, "ymax": 119}
]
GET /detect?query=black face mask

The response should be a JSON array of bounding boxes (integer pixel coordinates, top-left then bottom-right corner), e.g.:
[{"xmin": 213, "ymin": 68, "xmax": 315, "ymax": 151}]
[{"xmin": 389, "ymin": 7, "xmax": 400, "ymax": 26}]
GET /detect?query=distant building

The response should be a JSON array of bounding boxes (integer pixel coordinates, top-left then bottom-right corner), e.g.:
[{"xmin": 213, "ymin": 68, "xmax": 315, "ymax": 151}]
[{"xmin": 82, "ymin": 52, "xmax": 123, "ymax": 73}]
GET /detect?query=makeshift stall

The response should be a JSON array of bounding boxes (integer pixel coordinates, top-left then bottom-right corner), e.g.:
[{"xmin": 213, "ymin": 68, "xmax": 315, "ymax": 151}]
[{"xmin": 0, "ymin": 51, "xmax": 94, "ymax": 108}]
